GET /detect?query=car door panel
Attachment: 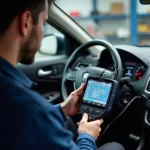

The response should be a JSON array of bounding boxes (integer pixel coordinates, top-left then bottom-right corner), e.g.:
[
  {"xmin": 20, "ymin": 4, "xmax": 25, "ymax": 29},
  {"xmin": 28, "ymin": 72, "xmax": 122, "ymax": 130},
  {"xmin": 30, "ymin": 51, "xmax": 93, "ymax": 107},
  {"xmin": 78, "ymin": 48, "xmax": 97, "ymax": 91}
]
[{"xmin": 16, "ymin": 55, "xmax": 68, "ymax": 103}]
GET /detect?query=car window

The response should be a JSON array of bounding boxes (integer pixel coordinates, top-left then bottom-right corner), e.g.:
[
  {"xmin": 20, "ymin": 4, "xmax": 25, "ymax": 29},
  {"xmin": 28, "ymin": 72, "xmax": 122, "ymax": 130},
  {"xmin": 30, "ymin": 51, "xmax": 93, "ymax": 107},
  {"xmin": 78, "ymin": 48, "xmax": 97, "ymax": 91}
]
[{"xmin": 36, "ymin": 23, "xmax": 65, "ymax": 58}]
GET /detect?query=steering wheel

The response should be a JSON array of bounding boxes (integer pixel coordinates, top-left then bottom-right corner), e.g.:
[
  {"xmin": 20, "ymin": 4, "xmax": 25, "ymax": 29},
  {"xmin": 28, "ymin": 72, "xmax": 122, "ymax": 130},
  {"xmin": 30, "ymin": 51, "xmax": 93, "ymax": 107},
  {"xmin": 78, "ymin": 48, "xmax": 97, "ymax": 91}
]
[{"xmin": 61, "ymin": 40, "xmax": 122, "ymax": 100}]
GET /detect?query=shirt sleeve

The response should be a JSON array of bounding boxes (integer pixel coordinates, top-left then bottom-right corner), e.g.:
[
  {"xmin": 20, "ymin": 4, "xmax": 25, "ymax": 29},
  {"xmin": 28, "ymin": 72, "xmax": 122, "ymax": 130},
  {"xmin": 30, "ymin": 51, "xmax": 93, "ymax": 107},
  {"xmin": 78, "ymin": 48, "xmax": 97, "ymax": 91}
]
[
  {"xmin": 9, "ymin": 85, "xmax": 97, "ymax": 150},
  {"xmin": 53, "ymin": 104, "xmax": 67, "ymax": 122},
  {"xmin": 77, "ymin": 134, "xmax": 97, "ymax": 150}
]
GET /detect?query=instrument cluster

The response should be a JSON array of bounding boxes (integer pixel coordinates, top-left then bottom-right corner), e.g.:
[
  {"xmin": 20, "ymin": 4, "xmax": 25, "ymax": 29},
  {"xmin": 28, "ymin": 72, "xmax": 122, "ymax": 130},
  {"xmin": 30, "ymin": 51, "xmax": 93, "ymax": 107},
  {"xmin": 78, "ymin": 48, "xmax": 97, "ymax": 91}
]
[{"xmin": 109, "ymin": 61, "xmax": 147, "ymax": 81}]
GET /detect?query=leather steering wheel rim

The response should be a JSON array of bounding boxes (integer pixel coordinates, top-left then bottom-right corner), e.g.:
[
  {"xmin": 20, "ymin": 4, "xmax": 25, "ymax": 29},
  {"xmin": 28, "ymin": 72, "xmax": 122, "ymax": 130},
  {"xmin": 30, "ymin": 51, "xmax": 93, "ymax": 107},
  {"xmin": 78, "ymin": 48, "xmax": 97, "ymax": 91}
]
[{"xmin": 61, "ymin": 39, "xmax": 122, "ymax": 101}]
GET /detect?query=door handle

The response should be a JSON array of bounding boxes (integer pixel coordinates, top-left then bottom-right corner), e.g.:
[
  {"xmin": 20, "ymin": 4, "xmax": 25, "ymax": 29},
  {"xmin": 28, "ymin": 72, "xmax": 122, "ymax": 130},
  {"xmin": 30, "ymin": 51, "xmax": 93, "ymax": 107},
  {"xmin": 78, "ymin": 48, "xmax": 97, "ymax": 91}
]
[{"xmin": 38, "ymin": 69, "xmax": 52, "ymax": 77}]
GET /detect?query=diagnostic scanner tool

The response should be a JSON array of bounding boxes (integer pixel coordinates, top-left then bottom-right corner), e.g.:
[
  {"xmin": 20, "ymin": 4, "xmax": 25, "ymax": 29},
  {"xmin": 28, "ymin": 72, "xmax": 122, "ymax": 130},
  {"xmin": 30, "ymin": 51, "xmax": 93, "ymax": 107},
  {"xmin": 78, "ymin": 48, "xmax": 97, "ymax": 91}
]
[{"xmin": 79, "ymin": 77, "xmax": 118, "ymax": 120}]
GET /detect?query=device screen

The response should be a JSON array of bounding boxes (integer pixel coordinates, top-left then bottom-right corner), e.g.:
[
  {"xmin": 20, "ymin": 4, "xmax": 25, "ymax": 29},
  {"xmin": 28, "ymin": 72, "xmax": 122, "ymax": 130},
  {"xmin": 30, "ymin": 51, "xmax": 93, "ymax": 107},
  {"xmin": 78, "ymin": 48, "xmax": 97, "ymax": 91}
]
[{"xmin": 82, "ymin": 79, "xmax": 112, "ymax": 108}]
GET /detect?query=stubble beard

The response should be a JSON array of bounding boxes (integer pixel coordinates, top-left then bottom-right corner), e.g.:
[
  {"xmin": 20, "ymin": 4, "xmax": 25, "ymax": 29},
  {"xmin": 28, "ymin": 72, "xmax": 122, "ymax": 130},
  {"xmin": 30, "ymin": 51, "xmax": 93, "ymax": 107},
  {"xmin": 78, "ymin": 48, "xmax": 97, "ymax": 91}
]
[{"xmin": 19, "ymin": 28, "xmax": 40, "ymax": 65}]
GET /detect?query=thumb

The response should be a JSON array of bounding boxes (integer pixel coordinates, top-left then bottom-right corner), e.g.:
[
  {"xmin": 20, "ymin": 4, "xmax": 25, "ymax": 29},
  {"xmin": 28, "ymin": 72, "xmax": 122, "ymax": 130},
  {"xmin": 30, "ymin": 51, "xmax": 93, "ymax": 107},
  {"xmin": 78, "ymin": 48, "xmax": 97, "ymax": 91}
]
[
  {"xmin": 81, "ymin": 113, "xmax": 88, "ymax": 122},
  {"xmin": 75, "ymin": 83, "xmax": 85, "ymax": 94}
]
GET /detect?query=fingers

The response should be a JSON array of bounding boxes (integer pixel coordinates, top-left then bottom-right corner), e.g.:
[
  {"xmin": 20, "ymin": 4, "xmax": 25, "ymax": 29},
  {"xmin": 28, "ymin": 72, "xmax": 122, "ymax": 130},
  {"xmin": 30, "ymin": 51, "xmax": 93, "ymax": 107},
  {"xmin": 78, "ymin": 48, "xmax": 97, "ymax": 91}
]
[
  {"xmin": 99, "ymin": 119, "xmax": 104, "ymax": 125},
  {"xmin": 79, "ymin": 117, "xmax": 103, "ymax": 126},
  {"xmin": 75, "ymin": 83, "xmax": 85, "ymax": 94},
  {"xmin": 97, "ymin": 128, "xmax": 102, "ymax": 138},
  {"xmin": 78, "ymin": 116, "xmax": 103, "ymax": 129},
  {"xmin": 91, "ymin": 119, "xmax": 104, "ymax": 126},
  {"xmin": 81, "ymin": 113, "xmax": 88, "ymax": 122}
]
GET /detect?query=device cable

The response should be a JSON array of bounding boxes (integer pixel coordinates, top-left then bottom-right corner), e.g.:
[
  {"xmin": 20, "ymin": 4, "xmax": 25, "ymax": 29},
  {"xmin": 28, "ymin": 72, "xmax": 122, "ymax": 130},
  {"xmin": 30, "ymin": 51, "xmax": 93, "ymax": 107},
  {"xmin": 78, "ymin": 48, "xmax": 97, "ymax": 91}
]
[{"xmin": 98, "ymin": 95, "xmax": 147, "ymax": 141}]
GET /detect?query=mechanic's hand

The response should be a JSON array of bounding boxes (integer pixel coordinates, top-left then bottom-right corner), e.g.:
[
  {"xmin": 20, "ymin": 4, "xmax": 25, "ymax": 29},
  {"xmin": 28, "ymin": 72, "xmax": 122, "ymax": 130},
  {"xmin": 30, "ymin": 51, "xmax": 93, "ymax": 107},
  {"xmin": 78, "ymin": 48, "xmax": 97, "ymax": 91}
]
[
  {"xmin": 61, "ymin": 83, "xmax": 85, "ymax": 117},
  {"xmin": 78, "ymin": 113, "xmax": 103, "ymax": 140}
]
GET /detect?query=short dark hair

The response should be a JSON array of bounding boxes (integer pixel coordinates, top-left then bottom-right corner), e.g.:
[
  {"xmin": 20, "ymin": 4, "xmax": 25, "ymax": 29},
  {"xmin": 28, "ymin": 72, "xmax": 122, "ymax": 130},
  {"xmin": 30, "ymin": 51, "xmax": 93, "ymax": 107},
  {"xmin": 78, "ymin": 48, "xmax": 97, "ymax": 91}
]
[{"xmin": 0, "ymin": 0, "xmax": 52, "ymax": 35}]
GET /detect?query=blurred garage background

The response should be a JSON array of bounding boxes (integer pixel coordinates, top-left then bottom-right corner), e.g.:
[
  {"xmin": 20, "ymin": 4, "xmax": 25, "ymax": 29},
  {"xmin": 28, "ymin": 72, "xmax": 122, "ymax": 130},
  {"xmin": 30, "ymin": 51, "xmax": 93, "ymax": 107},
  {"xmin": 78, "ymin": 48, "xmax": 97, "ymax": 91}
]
[{"xmin": 55, "ymin": 0, "xmax": 150, "ymax": 46}]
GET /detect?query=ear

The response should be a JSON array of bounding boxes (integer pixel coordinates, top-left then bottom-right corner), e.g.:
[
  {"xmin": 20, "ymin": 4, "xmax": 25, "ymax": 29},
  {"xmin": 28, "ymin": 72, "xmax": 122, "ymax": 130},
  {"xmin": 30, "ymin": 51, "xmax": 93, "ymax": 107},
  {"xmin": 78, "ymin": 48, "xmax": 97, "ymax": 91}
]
[{"xmin": 19, "ymin": 11, "xmax": 32, "ymax": 37}]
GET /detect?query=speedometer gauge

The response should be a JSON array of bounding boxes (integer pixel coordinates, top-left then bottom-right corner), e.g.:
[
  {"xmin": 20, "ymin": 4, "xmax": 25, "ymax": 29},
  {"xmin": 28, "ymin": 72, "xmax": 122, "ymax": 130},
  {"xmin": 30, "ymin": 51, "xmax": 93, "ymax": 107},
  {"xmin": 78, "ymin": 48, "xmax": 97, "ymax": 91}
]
[{"xmin": 134, "ymin": 64, "xmax": 146, "ymax": 81}]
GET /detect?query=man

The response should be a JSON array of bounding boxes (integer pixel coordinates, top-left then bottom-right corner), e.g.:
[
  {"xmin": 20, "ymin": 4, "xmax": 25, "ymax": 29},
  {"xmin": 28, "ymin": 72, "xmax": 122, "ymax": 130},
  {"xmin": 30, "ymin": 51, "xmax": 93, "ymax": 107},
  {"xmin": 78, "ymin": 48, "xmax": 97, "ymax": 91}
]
[{"xmin": 0, "ymin": 0, "xmax": 125, "ymax": 149}]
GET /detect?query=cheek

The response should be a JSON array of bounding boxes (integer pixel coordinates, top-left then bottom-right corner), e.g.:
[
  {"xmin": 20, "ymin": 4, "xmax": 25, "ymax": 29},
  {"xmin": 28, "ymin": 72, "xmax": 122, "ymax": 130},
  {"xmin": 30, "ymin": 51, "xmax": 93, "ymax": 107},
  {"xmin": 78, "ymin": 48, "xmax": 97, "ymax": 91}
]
[
  {"xmin": 40, "ymin": 23, "xmax": 44, "ymax": 38},
  {"xmin": 40, "ymin": 25, "xmax": 44, "ymax": 38},
  {"xmin": 37, "ymin": 24, "xmax": 44, "ymax": 42}
]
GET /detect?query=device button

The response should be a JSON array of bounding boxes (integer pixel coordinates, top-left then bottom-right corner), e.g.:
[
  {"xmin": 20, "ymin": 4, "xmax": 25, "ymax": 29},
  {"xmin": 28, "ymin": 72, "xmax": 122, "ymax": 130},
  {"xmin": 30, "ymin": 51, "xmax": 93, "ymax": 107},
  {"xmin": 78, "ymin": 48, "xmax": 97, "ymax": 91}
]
[
  {"xmin": 97, "ymin": 103, "xmax": 101, "ymax": 106},
  {"xmin": 94, "ymin": 109, "xmax": 101, "ymax": 115},
  {"xmin": 100, "ymin": 109, "xmax": 104, "ymax": 114},
  {"xmin": 81, "ymin": 105, "xmax": 88, "ymax": 111},
  {"xmin": 92, "ymin": 102, "xmax": 96, "ymax": 105},
  {"xmin": 89, "ymin": 108, "xmax": 94, "ymax": 113},
  {"xmin": 101, "ymin": 104, "xmax": 106, "ymax": 107}
]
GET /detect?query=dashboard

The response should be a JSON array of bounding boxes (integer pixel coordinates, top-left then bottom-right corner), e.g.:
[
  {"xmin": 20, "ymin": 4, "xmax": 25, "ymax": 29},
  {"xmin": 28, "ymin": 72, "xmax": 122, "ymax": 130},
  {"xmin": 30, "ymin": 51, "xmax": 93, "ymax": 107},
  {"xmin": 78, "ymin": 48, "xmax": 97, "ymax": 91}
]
[
  {"xmin": 74, "ymin": 45, "xmax": 150, "ymax": 96},
  {"xmin": 99, "ymin": 50, "xmax": 147, "ymax": 82}
]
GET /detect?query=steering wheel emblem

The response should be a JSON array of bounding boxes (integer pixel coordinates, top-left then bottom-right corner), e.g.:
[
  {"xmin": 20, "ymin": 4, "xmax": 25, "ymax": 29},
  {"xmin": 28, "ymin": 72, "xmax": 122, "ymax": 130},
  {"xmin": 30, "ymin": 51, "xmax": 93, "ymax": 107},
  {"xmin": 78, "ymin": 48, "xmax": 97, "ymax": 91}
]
[{"xmin": 83, "ymin": 72, "xmax": 89, "ymax": 79}]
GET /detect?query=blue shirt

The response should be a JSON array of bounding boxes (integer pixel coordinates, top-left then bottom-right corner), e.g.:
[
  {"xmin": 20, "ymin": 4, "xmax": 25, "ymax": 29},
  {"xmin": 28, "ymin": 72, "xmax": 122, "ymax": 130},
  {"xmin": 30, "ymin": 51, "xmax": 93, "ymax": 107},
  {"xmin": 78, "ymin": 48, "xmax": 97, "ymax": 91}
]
[{"xmin": 0, "ymin": 58, "xmax": 96, "ymax": 150}]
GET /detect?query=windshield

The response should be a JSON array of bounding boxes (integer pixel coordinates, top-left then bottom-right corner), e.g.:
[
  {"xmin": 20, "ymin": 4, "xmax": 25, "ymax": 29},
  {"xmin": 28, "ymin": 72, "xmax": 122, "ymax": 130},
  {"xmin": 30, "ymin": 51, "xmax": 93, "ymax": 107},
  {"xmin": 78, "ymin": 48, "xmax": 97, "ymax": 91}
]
[{"xmin": 56, "ymin": 0, "xmax": 150, "ymax": 46}]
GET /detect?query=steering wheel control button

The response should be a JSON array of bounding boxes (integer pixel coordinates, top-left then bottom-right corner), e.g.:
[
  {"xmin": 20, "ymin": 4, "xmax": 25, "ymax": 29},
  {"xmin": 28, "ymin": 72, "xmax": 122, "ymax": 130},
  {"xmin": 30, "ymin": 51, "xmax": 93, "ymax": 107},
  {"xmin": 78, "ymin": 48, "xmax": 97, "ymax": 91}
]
[
  {"xmin": 102, "ymin": 71, "xmax": 112, "ymax": 79},
  {"xmin": 103, "ymin": 74, "xmax": 110, "ymax": 78},
  {"xmin": 68, "ymin": 72, "xmax": 76, "ymax": 80}
]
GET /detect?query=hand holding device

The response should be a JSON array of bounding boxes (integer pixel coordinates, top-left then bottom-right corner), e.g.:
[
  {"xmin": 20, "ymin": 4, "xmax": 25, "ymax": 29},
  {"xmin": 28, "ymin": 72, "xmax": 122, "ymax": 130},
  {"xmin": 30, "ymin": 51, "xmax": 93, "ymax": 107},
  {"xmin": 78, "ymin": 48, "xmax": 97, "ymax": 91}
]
[
  {"xmin": 78, "ymin": 113, "xmax": 103, "ymax": 140},
  {"xmin": 61, "ymin": 83, "xmax": 85, "ymax": 117}
]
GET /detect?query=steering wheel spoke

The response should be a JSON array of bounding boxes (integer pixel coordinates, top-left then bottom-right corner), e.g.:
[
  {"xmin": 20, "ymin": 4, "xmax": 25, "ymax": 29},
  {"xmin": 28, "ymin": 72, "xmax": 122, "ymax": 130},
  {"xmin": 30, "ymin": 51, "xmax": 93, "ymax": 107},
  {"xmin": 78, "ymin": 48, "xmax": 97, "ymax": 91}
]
[{"xmin": 66, "ymin": 71, "xmax": 77, "ymax": 82}]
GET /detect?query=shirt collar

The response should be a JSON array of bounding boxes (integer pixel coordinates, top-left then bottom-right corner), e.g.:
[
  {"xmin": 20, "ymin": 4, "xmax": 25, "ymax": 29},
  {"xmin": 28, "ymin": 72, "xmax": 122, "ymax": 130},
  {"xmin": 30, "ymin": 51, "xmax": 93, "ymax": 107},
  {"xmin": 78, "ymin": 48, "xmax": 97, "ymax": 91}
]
[{"xmin": 0, "ymin": 57, "xmax": 34, "ymax": 88}]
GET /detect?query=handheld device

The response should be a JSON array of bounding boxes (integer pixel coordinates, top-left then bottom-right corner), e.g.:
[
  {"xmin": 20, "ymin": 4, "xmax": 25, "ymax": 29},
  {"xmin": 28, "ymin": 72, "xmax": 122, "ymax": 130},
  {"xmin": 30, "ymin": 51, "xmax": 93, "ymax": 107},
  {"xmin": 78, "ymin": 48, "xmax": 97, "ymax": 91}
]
[{"xmin": 79, "ymin": 77, "xmax": 118, "ymax": 120}]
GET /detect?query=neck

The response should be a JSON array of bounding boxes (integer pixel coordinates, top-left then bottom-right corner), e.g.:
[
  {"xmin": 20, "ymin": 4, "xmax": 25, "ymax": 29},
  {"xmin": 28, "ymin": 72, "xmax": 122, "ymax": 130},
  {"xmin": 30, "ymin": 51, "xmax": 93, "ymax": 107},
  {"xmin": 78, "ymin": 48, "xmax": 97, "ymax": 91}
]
[{"xmin": 0, "ymin": 34, "xmax": 20, "ymax": 66}]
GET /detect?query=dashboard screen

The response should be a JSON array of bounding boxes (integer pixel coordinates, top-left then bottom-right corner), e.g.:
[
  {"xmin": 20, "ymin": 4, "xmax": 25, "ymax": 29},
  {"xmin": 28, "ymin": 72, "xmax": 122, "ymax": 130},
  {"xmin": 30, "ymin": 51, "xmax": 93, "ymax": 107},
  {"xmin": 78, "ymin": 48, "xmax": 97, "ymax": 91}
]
[
  {"xmin": 83, "ymin": 80, "xmax": 112, "ymax": 107},
  {"xmin": 124, "ymin": 66, "xmax": 134, "ymax": 78}
]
